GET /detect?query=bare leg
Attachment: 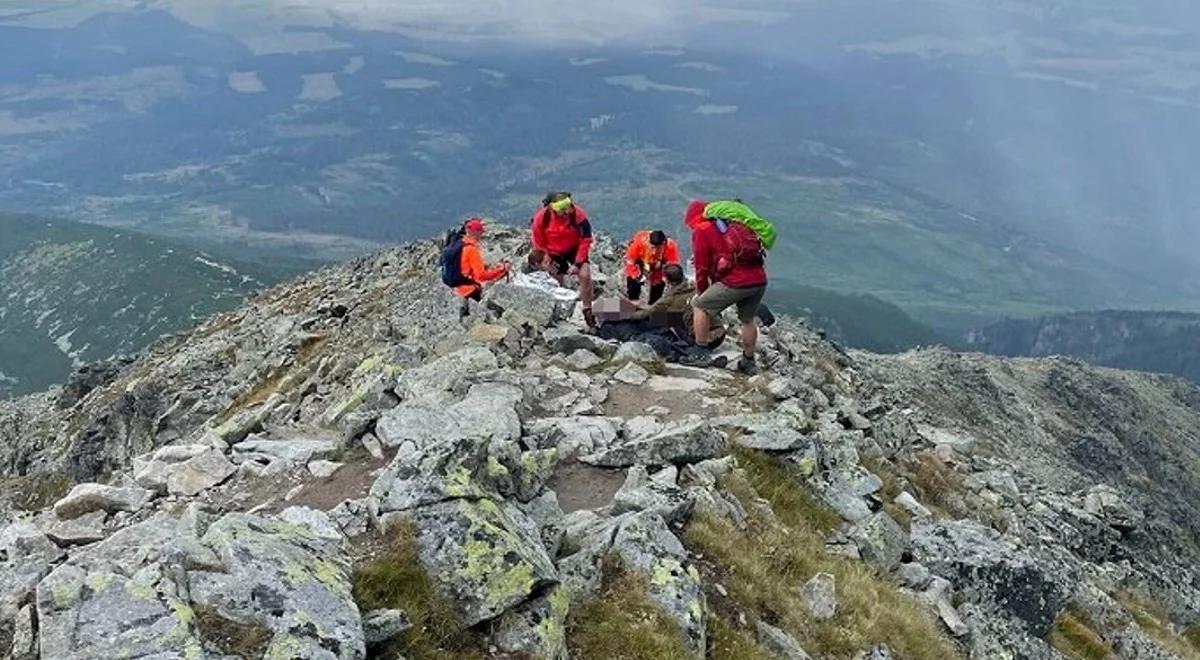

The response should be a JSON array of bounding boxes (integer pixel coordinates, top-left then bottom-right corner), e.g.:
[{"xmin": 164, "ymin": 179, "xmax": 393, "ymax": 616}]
[
  {"xmin": 741, "ymin": 320, "xmax": 757, "ymax": 357},
  {"xmin": 693, "ymin": 306, "xmax": 712, "ymax": 346},
  {"xmin": 578, "ymin": 263, "xmax": 594, "ymax": 310}
]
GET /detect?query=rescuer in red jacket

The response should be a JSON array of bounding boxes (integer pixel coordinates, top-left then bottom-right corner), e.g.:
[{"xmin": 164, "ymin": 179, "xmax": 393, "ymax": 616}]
[{"xmin": 530, "ymin": 192, "xmax": 596, "ymax": 327}]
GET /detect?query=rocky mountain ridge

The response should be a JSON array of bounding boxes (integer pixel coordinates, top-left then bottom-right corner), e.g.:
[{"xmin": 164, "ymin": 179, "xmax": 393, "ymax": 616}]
[{"xmin": 0, "ymin": 226, "xmax": 1197, "ymax": 659}]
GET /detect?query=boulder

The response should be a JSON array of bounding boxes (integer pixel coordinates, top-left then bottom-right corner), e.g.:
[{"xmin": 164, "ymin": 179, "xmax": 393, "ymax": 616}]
[
  {"xmin": 799, "ymin": 572, "xmax": 838, "ymax": 621},
  {"xmin": 611, "ymin": 512, "xmax": 706, "ymax": 658},
  {"xmin": 564, "ymin": 349, "xmax": 602, "ymax": 371},
  {"xmin": 492, "ymin": 584, "xmax": 571, "ymax": 660},
  {"xmin": 756, "ymin": 621, "xmax": 812, "ymax": 660},
  {"xmin": 613, "ymin": 362, "xmax": 651, "ymax": 386},
  {"xmin": 1083, "ymin": 484, "xmax": 1144, "ymax": 531},
  {"xmin": 375, "ymin": 382, "xmax": 522, "ymax": 450},
  {"xmin": 613, "ymin": 465, "xmax": 696, "ymax": 523},
  {"xmin": 393, "ymin": 346, "xmax": 498, "ymax": 402},
  {"xmin": 393, "ymin": 498, "xmax": 558, "ymax": 626},
  {"xmin": 46, "ymin": 511, "xmax": 107, "ymax": 547},
  {"xmin": 485, "ymin": 281, "xmax": 570, "ymax": 332},
  {"xmin": 524, "ymin": 416, "xmax": 621, "ymax": 460},
  {"xmin": 362, "ymin": 608, "xmax": 411, "ymax": 645},
  {"xmin": 9, "ymin": 602, "xmax": 36, "ymax": 659},
  {"xmin": 543, "ymin": 327, "xmax": 618, "ymax": 359},
  {"xmin": 232, "ymin": 433, "xmax": 336, "ymax": 465},
  {"xmin": 328, "ymin": 499, "xmax": 371, "ymax": 539},
  {"xmin": 53, "ymin": 483, "xmax": 154, "ymax": 520},
  {"xmin": 767, "ymin": 377, "xmax": 799, "ymax": 400},
  {"xmin": 613, "ymin": 341, "xmax": 659, "ymax": 363},
  {"xmin": 716, "ymin": 413, "xmax": 813, "ymax": 452},
  {"xmin": 849, "ymin": 512, "xmax": 908, "ymax": 573},
  {"xmin": 308, "ymin": 459, "xmax": 345, "ymax": 479},
  {"xmin": 581, "ymin": 418, "xmax": 725, "ymax": 468},
  {"xmin": 166, "ymin": 448, "xmax": 237, "ymax": 496}
]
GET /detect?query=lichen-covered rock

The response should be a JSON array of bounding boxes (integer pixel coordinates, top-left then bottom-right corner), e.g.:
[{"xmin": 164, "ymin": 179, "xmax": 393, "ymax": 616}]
[
  {"xmin": 611, "ymin": 511, "xmax": 706, "ymax": 658},
  {"xmin": 390, "ymin": 498, "xmax": 558, "ymax": 627},
  {"xmin": 190, "ymin": 512, "xmax": 365, "ymax": 659},
  {"xmin": 393, "ymin": 345, "xmax": 498, "ymax": 403},
  {"xmin": 369, "ymin": 438, "xmax": 501, "ymax": 515},
  {"xmin": 485, "ymin": 282, "xmax": 570, "ymax": 333},
  {"xmin": 800, "ymin": 572, "xmax": 838, "ymax": 621},
  {"xmin": 848, "ymin": 511, "xmax": 908, "ymax": 572},
  {"xmin": 52, "ymin": 483, "xmax": 154, "ymax": 520},
  {"xmin": 756, "ymin": 621, "xmax": 812, "ymax": 659},
  {"xmin": 362, "ymin": 608, "xmax": 411, "ymax": 645},
  {"xmin": 46, "ymin": 510, "xmax": 107, "ymax": 547},
  {"xmin": 492, "ymin": 584, "xmax": 571, "ymax": 660},
  {"xmin": 524, "ymin": 416, "xmax": 620, "ymax": 460},
  {"xmin": 581, "ymin": 418, "xmax": 725, "ymax": 468},
  {"xmin": 374, "ymin": 382, "xmax": 522, "ymax": 450},
  {"xmin": 613, "ymin": 465, "xmax": 695, "ymax": 523}
]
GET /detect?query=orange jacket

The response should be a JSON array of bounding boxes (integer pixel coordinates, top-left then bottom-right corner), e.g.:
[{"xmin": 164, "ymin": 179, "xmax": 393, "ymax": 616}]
[
  {"xmin": 624, "ymin": 231, "xmax": 680, "ymax": 283},
  {"xmin": 455, "ymin": 236, "xmax": 509, "ymax": 297}
]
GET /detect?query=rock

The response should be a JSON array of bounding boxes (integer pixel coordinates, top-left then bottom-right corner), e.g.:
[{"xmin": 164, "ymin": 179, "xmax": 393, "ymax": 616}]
[
  {"xmin": 232, "ymin": 433, "xmax": 336, "ymax": 464},
  {"xmin": 166, "ymin": 448, "xmax": 237, "ymax": 496},
  {"xmin": 854, "ymin": 645, "xmax": 895, "ymax": 660},
  {"xmin": 895, "ymin": 491, "xmax": 933, "ymax": 520},
  {"xmin": 361, "ymin": 432, "xmax": 385, "ymax": 460},
  {"xmin": 611, "ymin": 512, "xmax": 705, "ymax": 658},
  {"xmin": 486, "ymin": 282, "xmax": 569, "ymax": 332},
  {"xmin": 543, "ymin": 326, "xmax": 618, "ymax": 359},
  {"xmin": 767, "ymin": 377, "xmax": 799, "ymax": 400},
  {"xmin": 921, "ymin": 577, "xmax": 970, "ymax": 637},
  {"xmin": 46, "ymin": 511, "xmax": 107, "ymax": 547},
  {"xmin": 848, "ymin": 512, "xmax": 908, "ymax": 572},
  {"xmin": 362, "ymin": 608, "xmax": 412, "ymax": 645},
  {"xmin": 821, "ymin": 487, "xmax": 873, "ymax": 524},
  {"xmin": 581, "ymin": 418, "xmax": 725, "ymax": 468},
  {"xmin": 1083, "ymin": 484, "xmax": 1144, "ymax": 530},
  {"xmin": 308, "ymin": 459, "xmax": 345, "ymax": 479},
  {"xmin": 756, "ymin": 621, "xmax": 812, "ymax": 659},
  {"xmin": 278, "ymin": 506, "xmax": 344, "ymax": 545},
  {"xmin": 469, "ymin": 322, "xmax": 517, "ymax": 345},
  {"xmin": 1, "ymin": 522, "xmax": 65, "ymax": 565},
  {"xmin": 799, "ymin": 572, "xmax": 837, "ymax": 621},
  {"xmin": 189, "ymin": 513, "xmax": 365, "ymax": 659},
  {"xmin": 716, "ymin": 414, "xmax": 812, "ymax": 452},
  {"xmin": 328, "ymin": 499, "xmax": 371, "ymax": 539},
  {"xmin": 524, "ymin": 417, "xmax": 621, "ymax": 460},
  {"xmin": 53, "ymin": 483, "xmax": 154, "ymax": 520},
  {"xmin": 613, "ymin": 465, "xmax": 696, "ymax": 523},
  {"xmin": 370, "ymin": 438, "xmax": 501, "ymax": 515},
  {"xmin": 210, "ymin": 404, "xmax": 271, "ymax": 445},
  {"xmin": 896, "ymin": 562, "xmax": 933, "ymax": 590},
  {"xmin": 911, "ymin": 519, "xmax": 1072, "ymax": 637},
  {"xmin": 613, "ymin": 362, "xmax": 651, "ymax": 386},
  {"xmin": 517, "ymin": 490, "xmax": 567, "ymax": 557},
  {"xmin": 564, "ymin": 349, "xmax": 602, "ymax": 371},
  {"xmin": 9, "ymin": 603, "xmax": 37, "ymax": 659},
  {"xmin": 375, "ymin": 383, "xmax": 523, "ymax": 450},
  {"xmin": 613, "ymin": 341, "xmax": 659, "ymax": 363},
  {"xmin": 393, "ymin": 346, "xmax": 497, "ymax": 402},
  {"xmin": 391, "ymin": 498, "xmax": 558, "ymax": 626},
  {"xmin": 492, "ymin": 584, "xmax": 570, "ymax": 659}
]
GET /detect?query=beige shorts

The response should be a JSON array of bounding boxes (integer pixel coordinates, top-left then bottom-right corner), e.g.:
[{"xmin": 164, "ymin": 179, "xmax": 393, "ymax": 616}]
[{"xmin": 695, "ymin": 283, "xmax": 766, "ymax": 323}]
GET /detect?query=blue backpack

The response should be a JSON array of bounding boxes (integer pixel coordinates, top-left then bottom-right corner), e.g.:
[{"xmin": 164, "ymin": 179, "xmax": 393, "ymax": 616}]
[{"xmin": 440, "ymin": 227, "xmax": 475, "ymax": 288}]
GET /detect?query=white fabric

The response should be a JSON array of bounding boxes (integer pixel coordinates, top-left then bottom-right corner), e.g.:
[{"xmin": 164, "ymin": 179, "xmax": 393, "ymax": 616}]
[{"xmin": 513, "ymin": 271, "xmax": 579, "ymax": 302}]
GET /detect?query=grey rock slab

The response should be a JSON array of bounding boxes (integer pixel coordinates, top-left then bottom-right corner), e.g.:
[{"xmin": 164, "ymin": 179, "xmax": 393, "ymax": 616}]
[
  {"xmin": 308, "ymin": 459, "xmax": 345, "ymax": 479},
  {"xmin": 756, "ymin": 621, "xmax": 812, "ymax": 660},
  {"xmin": 46, "ymin": 511, "xmax": 107, "ymax": 547},
  {"xmin": 361, "ymin": 432, "xmax": 385, "ymax": 461},
  {"xmin": 543, "ymin": 327, "xmax": 618, "ymax": 359},
  {"xmin": 362, "ymin": 608, "xmax": 411, "ymax": 645},
  {"xmin": 151, "ymin": 443, "xmax": 211, "ymax": 463},
  {"xmin": 166, "ymin": 448, "xmax": 237, "ymax": 496},
  {"xmin": 328, "ymin": 499, "xmax": 371, "ymax": 539},
  {"xmin": 613, "ymin": 341, "xmax": 659, "ymax": 363},
  {"xmin": 1, "ymin": 522, "xmax": 65, "ymax": 565},
  {"xmin": 279, "ymin": 506, "xmax": 344, "ymax": 545},
  {"xmin": 895, "ymin": 491, "xmax": 933, "ymax": 520},
  {"xmin": 0, "ymin": 556, "xmax": 53, "ymax": 620},
  {"xmin": 524, "ymin": 416, "xmax": 621, "ymax": 460},
  {"xmin": 375, "ymin": 382, "xmax": 522, "ymax": 450},
  {"xmin": 799, "ymin": 572, "xmax": 837, "ymax": 621},
  {"xmin": 53, "ymin": 483, "xmax": 154, "ymax": 520},
  {"xmin": 232, "ymin": 433, "xmax": 336, "ymax": 464},
  {"xmin": 612, "ymin": 465, "xmax": 696, "ymax": 523},
  {"xmin": 848, "ymin": 512, "xmax": 908, "ymax": 573},
  {"xmin": 9, "ymin": 602, "xmax": 36, "ymax": 659},
  {"xmin": 581, "ymin": 418, "xmax": 725, "ymax": 468},
  {"xmin": 564, "ymin": 349, "xmax": 602, "ymax": 371},
  {"xmin": 391, "ymin": 498, "xmax": 558, "ymax": 627},
  {"xmin": 767, "ymin": 377, "xmax": 799, "ymax": 400},
  {"xmin": 613, "ymin": 362, "xmax": 651, "ymax": 386},
  {"xmin": 492, "ymin": 584, "xmax": 570, "ymax": 660}
]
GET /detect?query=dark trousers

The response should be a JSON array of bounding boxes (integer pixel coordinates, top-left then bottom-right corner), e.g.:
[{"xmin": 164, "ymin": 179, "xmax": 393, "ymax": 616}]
[{"xmin": 626, "ymin": 277, "xmax": 665, "ymax": 304}]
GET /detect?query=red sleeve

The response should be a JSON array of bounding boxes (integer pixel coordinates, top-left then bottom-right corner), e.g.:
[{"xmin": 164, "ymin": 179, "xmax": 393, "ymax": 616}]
[
  {"xmin": 573, "ymin": 207, "xmax": 593, "ymax": 264},
  {"xmin": 479, "ymin": 263, "xmax": 509, "ymax": 283},
  {"xmin": 664, "ymin": 239, "xmax": 680, "ymax": 265},
  {"xmin": 692, "ymin": 227, "xmax": 712, "ymax": 293},
  {"xmin": 530, "ymin": 209, "xmax": 548, "ymax": 251}
]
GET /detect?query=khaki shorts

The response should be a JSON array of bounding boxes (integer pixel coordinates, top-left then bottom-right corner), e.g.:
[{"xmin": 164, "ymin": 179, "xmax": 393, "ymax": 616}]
[{"xmin": 695, "ymin": 283, "xmax": 766, "ymax": 323}]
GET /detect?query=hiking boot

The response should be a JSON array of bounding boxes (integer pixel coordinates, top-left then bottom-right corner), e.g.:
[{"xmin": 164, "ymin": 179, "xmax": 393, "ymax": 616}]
[
  {"xmin": 680, "ymin": 347, "xmax": 729, "ymax": 369},
  {"xmin": 582, "ymin": 307, "xmax": 596, "ymax": 329},
  {"xmin": 737, "ymin": 355, "xmax": 758, "ymax": 376}
]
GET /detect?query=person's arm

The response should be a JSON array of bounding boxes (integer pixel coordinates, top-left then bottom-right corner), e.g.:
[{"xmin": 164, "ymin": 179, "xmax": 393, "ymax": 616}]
[
  {"xmin": 574, "ymin": 208, "xmax": 593, "ymax": 264},
  {"xmin": 461, "ymin": 243, "xmax": 485, "ymax": 281},
  {"xmin": 664, "ymin": 239, "xmax": 681, "ymax": 265},
  {"xmin": 624, "ymin": 235, "xmax": 642, "ymax": 277},
  {"xmin": 692, "ymin": 229, "xmax": 712, "ymax": 293},
  {"xmin": 478, "ymin": 260, "xmax": 509, "ymax": 283},
  {"xmin": 530, "ymin": 209, "xmax": 547, "ymax": 251}
]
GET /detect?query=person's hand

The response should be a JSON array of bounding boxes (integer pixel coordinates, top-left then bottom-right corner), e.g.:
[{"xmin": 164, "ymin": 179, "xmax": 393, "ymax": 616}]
[
  {"xmin": 543, "ymin": 256, "xmax": 559, "ymax": 276},
  {"xmin": 567, "ymin": 263, "xmax": 580, "ymax": 276}
]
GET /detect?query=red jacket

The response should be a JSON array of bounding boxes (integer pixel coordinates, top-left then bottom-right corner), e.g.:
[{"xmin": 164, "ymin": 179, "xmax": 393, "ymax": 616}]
[
  {"xmin": 454, "ymin": 236, "xmax": 508, "ymax": 298},
  {"xmin": 531, "ymin": 205, "xmax": 593, "ymax": 264},
  {"xmin": 691, "ymin": 220, "xmax": 767, "ymax": 293}
]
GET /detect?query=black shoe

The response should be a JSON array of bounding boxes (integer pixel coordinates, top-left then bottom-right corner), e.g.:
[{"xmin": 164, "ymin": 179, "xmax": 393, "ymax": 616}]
[
  {"xmin": 582, "ymin": 307, "xmax": 596, "ymax": 328},
  {"xmin": 737, "ymin": 356, "xmax": 758, "ymax": 375},
  {"xmin": 757, "ymin": 304, "xmax": 776, "ymax": 327},
  {"xmin": 680, "ymin": 348, "xmax": 728, "ymax": 369}
]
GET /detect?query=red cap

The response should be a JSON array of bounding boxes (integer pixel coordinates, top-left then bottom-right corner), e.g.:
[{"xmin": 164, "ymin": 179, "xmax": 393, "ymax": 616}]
[
  {"xmin": 684, "ymin": 200, "xmax": 708, "ymax": 230},
  {"xmin": 464, "ymin": 218, "xmax": 485, "ymax": 233}
]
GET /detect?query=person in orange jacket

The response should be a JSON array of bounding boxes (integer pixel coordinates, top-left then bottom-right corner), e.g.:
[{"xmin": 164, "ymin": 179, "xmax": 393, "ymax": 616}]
[
  {"xmin": 623, "ymin": 229, "xmax": 680, "ymax": 304},
  {"xmin": 455, "ymin": 218, "xmax": 510, "ymax": 315}
]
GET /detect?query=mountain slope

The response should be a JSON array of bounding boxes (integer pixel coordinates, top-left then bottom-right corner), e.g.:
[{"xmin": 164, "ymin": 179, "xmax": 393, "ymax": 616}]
[
  {"xmin": 965, "ymin": 310, "xmax": 1200, "ymax": 383},
  {"xmin": 0, "ymin": 214, "xmax": 304, "ymax": 398},
  {"xmin": 0, "ymin": 227, "xmax": 1197, "ymax": 659}
]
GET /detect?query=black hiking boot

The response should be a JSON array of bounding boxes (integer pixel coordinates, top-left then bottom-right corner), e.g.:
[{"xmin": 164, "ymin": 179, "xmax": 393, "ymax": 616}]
[
  {"xmin": 737, "ymin": 355, "xmax": 758, "ymax": 376},
  {"xmin": 582, "ymin": 307, "xmax": 596, "ymax": 329},
  {"xmin": 680, "ymin": 347, "xmax": 729, "ymax": 369}
]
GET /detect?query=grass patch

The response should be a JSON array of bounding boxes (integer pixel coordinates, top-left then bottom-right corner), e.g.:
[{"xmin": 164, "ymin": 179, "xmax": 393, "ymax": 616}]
[
  {"xmin": 685, "ymin": 449, "xmax": 960, "ymax": 659},
  {"xmin": 708, "ymin": 616, "xmax": 773, "ymax": 660},
  {"xmin": 1, "ymin": 473, "xmax": 72, "ymax": 511},
  {"xmin": 1047, "ymin": 608, "xmax": 1113, "ymax": 660},
  {"xmin": 903, "ymin": 453, "xmax": 966, "ymax": 517},
  {"xmin": 1116, "ymin": 591, "xmax": 1200, "ymax": 660},
  {"xmin": 860, "ymin": 456, "xmax": 911, "ymax": 530},
  {"xmin": 351, "ymin": 519, "xmax": 482, "ymax": 660},
  {"xmin": 194, "ymin": 605, "xmax": 272, "ymax": 658},
  {"xmin": 1184, "ymin": 626, "xmax": 1200, "ymax": 649},
  {"xmin": 567, "ymin": 555, "xmax": 692, "ymax": 660}
]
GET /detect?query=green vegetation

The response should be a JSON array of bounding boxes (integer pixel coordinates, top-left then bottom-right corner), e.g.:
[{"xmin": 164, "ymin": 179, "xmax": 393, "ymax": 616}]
[
  {"xmin": 708, "ymin": 616, "xmax": 773, "ymax": 660},
  {"xmin": 1115, "ymin": 591, "xmax": 1200, "ymax": 660},
  {"xmin": 770, "ymin": 281, "xmax": 954, "ymax": 353},
  {"xmin": 566, "ymin": 555, "xmax": 692, "ymax": 660},
  {"xmin": 194, "ymin": 605, "xmax": 273, "ymax": 658},
  {"xmin": 861, "ymin": 456, "xmax": 911, "ymax": 530},
  {"xmin": 684, "ymin": 448, "xmax": 960, "ymax": 659},
  {"xmin": 1047, "ymin": 607, "xmax": 1113, "ymax": 660},
  {"xmin": 351, "ymin": 519, "xmax": 482, "ymax": 660},
  {"xmin": 0, "ymin": 473, "xmax": 72, "ymax": 511}
]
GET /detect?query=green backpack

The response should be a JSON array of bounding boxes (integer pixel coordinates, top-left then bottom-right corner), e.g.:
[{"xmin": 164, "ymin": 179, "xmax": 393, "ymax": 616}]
[{"xmin": 704, "ymin": 200, "xmax": 777, "ymax": 250}]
